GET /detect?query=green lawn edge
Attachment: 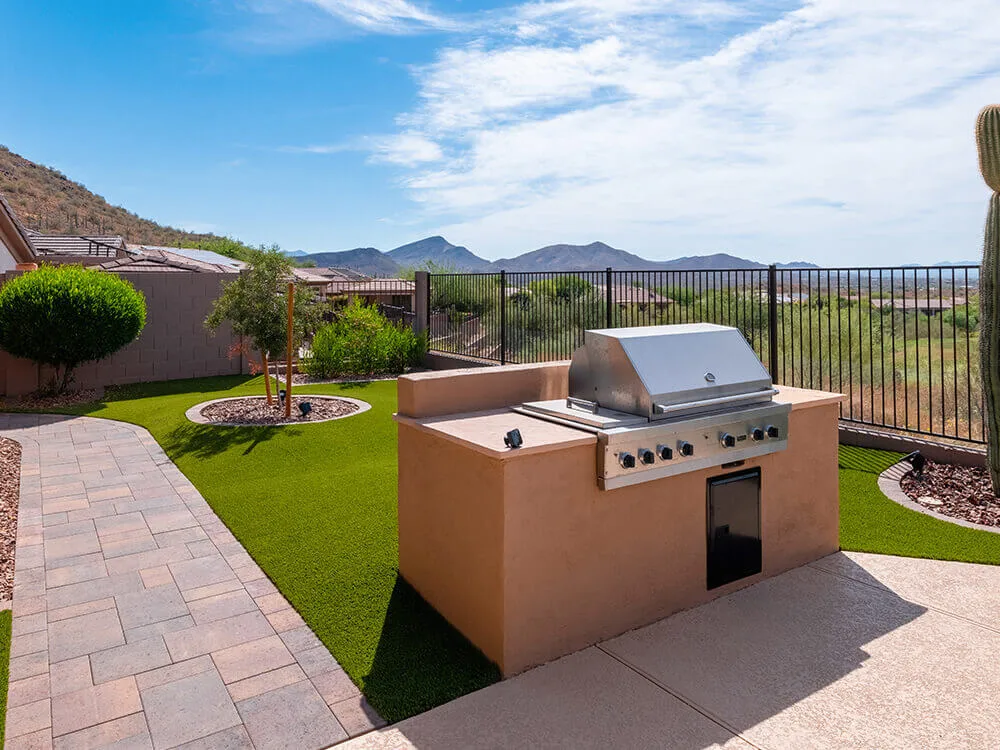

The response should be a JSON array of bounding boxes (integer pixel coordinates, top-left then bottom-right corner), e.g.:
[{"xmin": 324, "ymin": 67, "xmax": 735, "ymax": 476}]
[
  {"xmin": 18, "ymin": 375, "xmax": 499, "ymax": 722},
  {"xmin": 838, "ymin": 445, "xmax": 1000, "ymax": 564},
  {"xmin": 0, "ymin": 608, "xmax": 11, "ymax": 748}
]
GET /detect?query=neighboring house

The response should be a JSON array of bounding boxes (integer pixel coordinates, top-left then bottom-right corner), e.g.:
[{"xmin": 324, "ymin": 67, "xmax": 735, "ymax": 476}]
[
  {"xmin": 100, "ymin": 247, "xmax": 241, "ymax": 274},
  {"xmin": 27, "ymin": 230, "xmax": 131, "ymax": 265},
  {"xmin": 129, "ymin": 246, "xmax": 245, "ymax": 272},
  {"xmin": 598, "ymin": 284, "xmax": 672, "ymax": 309},
  {"xmin": 0, "ymin": 193, "xmax": 37, "ymax": 272},
  {"xmin": 326, "ymin": 278, "xmax": 416, "ymax": 311}
]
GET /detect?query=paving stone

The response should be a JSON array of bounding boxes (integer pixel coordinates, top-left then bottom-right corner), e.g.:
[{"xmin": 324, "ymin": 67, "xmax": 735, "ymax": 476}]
[
  {"xmin": 48, "ymin": 608, "xmax": 124, "ymax": 662},
  {"xmin": 142, "ymin": 507, "xmax": 198, "ymax": 535},
  {"xmin": 43, "ymin": 521, "xmax": 96, "ymax": 541},
  {"xmin": 168, "ymin": 556, "xmax": 238, "ymax": 592},
  {"xmin": 5, "ymin": 727, "xmax": 54, "ymax": 749},
  {"xmin": 45, "ymin": 552, "xmax": 106, "ymax": 573},
  {"xmin": 43, "ymin": 533, "xmax": 101, "ymax": 562},
  {"xmin": 211, "ymin": 635, "xmax": 296, "ymax": 684},
  {"xmin": 114, "ymin": 585, "xmax": 188, "ymax": 630},
  {"xmin": 278, "ymin": 626, "xmax": 323, "ymax": 655},
  {"xmin": 44, "ymin": 559, "xmax": 108, "ymax": 589},
  {"xmin": 8, "ymin": 674, "xmax": 52, "ymax": 709},
  {"xmin": 181, "ymin": 579, "xmax": 244, "ymax": 603},
  {"xmin": 141, "ymin": 669, "xmax": 241, "ymax": 748},
  {"xmin": 294, "ymin": 645, "xmax": 342, "ymax": 678},
  {"xmin": 49, "ymin": 656, "xmax": 94, "ymax": 697},
  {"xmin": 51, "ymin": 712, "xmax": 151, "ymax": 750},
  {"xmin": 48, "ymin": 598, "xmax": 116, "ymax": 624},
  {"xmin": 50, "ymin": 677, "xmax": 142, "ymax": 737},
  {"xmin": 90, "ymin": 637, "xmax": 172, "ymax": 684},
  {"xmin": 11, "ymin": 630, "xmax": 48, "ymax": 658},
  {"xmin": 226, "ymin": 664, "xmax": 307, "ymax": 703},
  {"xmin": 10, "ymin": 652, "xmax": 49, "ymax": 681},
  {"xmin": 124, "ymin": 615, "xmax": 195, "ymax": 644},
  {"xmin": 173, "ymin": 725, "xmax": 254, "ymax": 750},
  {"xmin": 186, "ymin": 540, "xmax": 219, "ymax": 559},
  {"xmin": 187, "ymin": 590, "xmax": 257, "ymax": 625},
  {"xmin": 236, "ymin": 680, "xmax": 346, "ymax": 750},
  {"xmin": 139, "ymin": 566, "xmax": 174, "ymax": 589},
  {"xmin": 253, "ymin": 593, "xmax": 288, "ymax": 615},
  {"xmin": 330, "ymin": 695, "xmax": 388, "ymax": 735},
  {"xmin": 6, "ymin": 698, "xmax": 52, "ymax": 739},
  {"xmin": 93, "ymin": 513, "xmax": 148, "ymax": 538},
  {"xmin": 99, "ymin": 532, "xmax": 158, "ymax": 560},
  {"xmin": 243, "ymin": 578, "xmax": 278, "ymax": 598},
  {"xmin": 311, "ymin": 668, "xmax": 361, "ymax": 705},
  {"xmin": 13, "ymin": 612, "xmax": 48, "ymax": 636},
  {"xmin": 164, "ymin": 611, "xmax": 273, "ymax": 662},
  {"xmin": 45, "ymin": 573, "xmax": 143, "ymax": 611},
  {"xmin": 104, "ymin": 545, "xmax": 192, "ymax": 576},
  {"xmin": 266, "ymin": 608, "xmax": 306, "ymax": 634},
  {"xmin": 153, "ymin": 526, "xmax": 208, "ymax": 548}
]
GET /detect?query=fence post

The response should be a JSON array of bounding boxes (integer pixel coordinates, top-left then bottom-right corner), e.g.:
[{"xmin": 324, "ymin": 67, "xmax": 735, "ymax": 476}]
[
  {"xmin": 606, "ymin": 267, "xmax": 613, "ymax": 328},
  {"xmin": 767, "ymin": 264, "xmax": 779, "ymax": 382},
  {"xmin": 499, "ymin": 270, "xmax": 507, "ymax": 365},
  {"xmin": 414, "ymin": 271, "xmax": 430, "ymax": 336}
]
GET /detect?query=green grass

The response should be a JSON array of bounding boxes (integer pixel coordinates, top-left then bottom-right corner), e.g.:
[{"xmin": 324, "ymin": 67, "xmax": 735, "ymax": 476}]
[
  {"xmin": 39, "ymin": 375, "xmax": 499, "ymax": 721},
  {"xmin": 0, "ymin": 608, "xmax": 11, "ymax": 747},
  {"xmin": 839, "ymin": 445, "xmax": 1000, "ymax": 564}
]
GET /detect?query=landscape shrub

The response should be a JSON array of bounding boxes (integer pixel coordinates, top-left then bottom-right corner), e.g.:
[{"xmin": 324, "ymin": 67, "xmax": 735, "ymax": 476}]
[
  {"xmin": 305, "ymin": 299, "xmax": 426, "ymax": 378},
  {"xmin": 0, "ymin": 265, "xmax": 146, "ymax": 392}
]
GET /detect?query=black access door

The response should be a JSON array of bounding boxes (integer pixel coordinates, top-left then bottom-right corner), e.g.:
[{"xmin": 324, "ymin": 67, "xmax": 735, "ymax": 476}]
[{"xmin": 707, "ymin": 468, "xmax": 761, "ymax": 590}]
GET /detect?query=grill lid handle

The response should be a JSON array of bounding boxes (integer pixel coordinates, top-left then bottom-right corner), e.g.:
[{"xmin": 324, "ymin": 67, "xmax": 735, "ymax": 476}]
[
  {"xmin": 566, "ymin": 396, "xmax": 600, "ymax": 414},
  {"xmin": 654, "ymin": 388, "xmax": 779, "ymax": 416}
]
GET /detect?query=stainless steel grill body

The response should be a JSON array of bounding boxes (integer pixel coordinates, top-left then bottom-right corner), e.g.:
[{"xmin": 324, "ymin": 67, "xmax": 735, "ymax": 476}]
[{"xmin": 516, "ymin": 324, "xmax": 790, "ymax": 490}]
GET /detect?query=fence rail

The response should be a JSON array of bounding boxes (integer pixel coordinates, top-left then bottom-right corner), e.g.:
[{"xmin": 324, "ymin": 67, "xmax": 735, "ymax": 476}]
[{"xmin": 425, "ymin": 265, "xmax": 983, "ymax": 444}]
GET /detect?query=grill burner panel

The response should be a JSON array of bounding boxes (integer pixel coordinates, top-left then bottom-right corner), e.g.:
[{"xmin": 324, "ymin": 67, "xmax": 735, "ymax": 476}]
[{"xmin": 515, "ymin": 323, "xmax": 791, "ymax": 490}]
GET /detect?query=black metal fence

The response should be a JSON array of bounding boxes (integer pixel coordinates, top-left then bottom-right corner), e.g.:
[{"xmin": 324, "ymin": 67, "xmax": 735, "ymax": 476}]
[{"xmin": 426, "ymin": 265, "xmax": 983, "ymax": 444}]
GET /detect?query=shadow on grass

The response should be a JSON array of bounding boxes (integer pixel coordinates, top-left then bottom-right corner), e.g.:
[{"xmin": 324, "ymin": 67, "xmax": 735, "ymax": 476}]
[
  {"xmin": 838, "ymin": 445, "xmax": 905, "ymax": 474},
  {"xmin": 161, "ymin": 422, "xmax": 300, "ymax": 459},
  {"xmin": 362, "ymin": 575, "xmax": 501, "ymax": 723}
]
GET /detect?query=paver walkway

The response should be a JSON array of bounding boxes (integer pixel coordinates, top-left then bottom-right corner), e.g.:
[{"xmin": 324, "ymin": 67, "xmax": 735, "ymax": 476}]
[
  {"xmin": 339, "ymin": 550, "xmax": 1000, "ymax": 749},
  {"xmin": 1, "ymin": 413, "xmax": 383, "ymax": 749}
]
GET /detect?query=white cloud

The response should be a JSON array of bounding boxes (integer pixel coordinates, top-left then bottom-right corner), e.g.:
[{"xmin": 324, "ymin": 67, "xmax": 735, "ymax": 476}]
[
  {"xmin": 374, "ymin": 0, "xmax": 1000, "ymax": 264},
  {"xmin": 304, "ymin": 0, "xmax": 455, "ymax": 32},
  {"xmin": 370, "ymin": 133, "xmax": 444, "ymax": 165}
]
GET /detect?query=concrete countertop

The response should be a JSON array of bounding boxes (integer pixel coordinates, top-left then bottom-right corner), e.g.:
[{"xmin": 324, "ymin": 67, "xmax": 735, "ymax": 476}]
[{"xmin": 395, "ymin": 385, "xmax": 843, "ymax": 459}]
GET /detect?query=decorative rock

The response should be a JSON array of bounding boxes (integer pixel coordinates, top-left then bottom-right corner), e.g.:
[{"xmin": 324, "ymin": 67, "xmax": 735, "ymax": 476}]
[
  {"xmin": 916, "ymin": 495, "xmax": 943, "ymax": 507},
  {"xmin": 185, "ymin": 395, "xmax": 371, "ymax": 427}
]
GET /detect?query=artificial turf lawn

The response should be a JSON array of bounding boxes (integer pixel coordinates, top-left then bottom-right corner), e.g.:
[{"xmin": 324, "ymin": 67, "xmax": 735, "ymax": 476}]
[
  {"xmin": 44, "ymin": 375, "xmax": 500, "ymax": 722},
  {"xmin": 0, "ymin": 608, "xmax": 11, "ymax": 748},
  {"xmin": 839, "ymin": 444, "xmax": 1000, "ymax": 565}
]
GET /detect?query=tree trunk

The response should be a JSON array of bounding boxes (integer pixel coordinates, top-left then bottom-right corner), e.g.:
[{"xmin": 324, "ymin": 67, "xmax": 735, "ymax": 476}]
[{"xmin": 263, "ymin": 352, "xmax": 272, "ymax": 404}]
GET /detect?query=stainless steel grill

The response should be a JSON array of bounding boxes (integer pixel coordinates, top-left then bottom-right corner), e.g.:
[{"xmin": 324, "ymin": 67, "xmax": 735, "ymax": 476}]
[{"xmin": 515, "ymin": 323, "xmax": 790, "ymax": 489}]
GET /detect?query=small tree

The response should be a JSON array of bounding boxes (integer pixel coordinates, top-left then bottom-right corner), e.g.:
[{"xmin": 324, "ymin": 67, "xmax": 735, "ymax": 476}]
[
  {"xmin": 205, "ymin": 248, "xmax": 323, "ymax": 402},
  {"xmin": 0, "ymin": 265, "xmax": 147, "ymax": 392}
]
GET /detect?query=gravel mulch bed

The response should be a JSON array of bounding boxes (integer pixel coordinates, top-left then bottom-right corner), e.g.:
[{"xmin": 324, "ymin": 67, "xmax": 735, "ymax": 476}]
[
  {"xmin": 199, "ymin": 396, "xmax": 360, "ymax": 425},
  {"xmin": 2, "ymin": 389, "xmax": 100, "ymax": 411},
  {"xmin": 0, "ymin": 438, "xmax": 21, "ymax": 603},
  {"xmin": 900, "ymin": 460, "xmax": 1000, "ymax": 527}
]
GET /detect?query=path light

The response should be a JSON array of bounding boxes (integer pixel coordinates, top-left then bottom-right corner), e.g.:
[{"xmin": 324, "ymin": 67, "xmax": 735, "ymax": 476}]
[
  {"xmin": 904, "ymin": 450, "xmax": 926, "ymax": 478},
  {"xmin": 279, "ymin": 389, "xmax": 287, "ymax": 405},
  {"xmin": 299, "ymin": 402, "xmax": 312, "ymax": 417}
]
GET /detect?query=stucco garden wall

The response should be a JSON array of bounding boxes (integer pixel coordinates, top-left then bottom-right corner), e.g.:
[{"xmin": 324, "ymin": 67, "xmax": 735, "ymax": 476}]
[{"xmin": 0, "ymin": 270, "xmax": 248, "ymax": 396}]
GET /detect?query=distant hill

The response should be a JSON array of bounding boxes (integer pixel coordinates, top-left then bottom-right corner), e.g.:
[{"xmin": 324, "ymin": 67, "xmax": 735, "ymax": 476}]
[
  {"xmin": 492, "ymin": 241, "xmax": 656, "ymax": 272},
  {"xmin": 0, "ymin": 146, "xmax": 218, "ymax": 246},
  {"xmin": 388, "ymin": 236, "xmax": 491, "ymax": 271},
  {"xmin": 302, "ymin": 247, "xmax": 403, "ymax": 276}
]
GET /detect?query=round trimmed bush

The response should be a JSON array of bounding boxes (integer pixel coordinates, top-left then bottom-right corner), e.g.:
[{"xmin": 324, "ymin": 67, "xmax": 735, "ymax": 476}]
[{"xmin": 0, "ymin": 265, "xmax": 147, "ymax": 391}]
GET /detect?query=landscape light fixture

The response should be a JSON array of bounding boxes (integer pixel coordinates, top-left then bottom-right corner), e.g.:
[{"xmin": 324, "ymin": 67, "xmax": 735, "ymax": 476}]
[
  {"xmin": 903, "ymin": 450, "xmax": 926, "ymax": 478},
  {"xmin": 279, "ymin": 389, "xmax": 287, "ymax": 405},
  {"xmin": 503, "ymin": 428, "xmax": 523, "ymax": 449},
  {"xmin": 299, "ymin": 402, "xmax": 312, "ymax": 418}
]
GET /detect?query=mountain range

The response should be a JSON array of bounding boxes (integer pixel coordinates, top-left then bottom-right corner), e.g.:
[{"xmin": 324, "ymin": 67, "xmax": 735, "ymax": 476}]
[{"xmin": 298, "ymin": 238, "xmax": 824, "ymax": 276}]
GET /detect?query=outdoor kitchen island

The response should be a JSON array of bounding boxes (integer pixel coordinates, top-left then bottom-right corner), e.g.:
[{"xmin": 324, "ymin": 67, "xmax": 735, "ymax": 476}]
[{"xmin": 396, "ymin": 327, "xmax": 844, "ymax": 676}]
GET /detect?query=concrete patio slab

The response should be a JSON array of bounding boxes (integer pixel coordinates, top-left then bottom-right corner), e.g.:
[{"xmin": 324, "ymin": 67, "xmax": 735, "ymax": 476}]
[
  {"xmin": 338, "ymin": 551, "xmax": 1000, "ymax": 750},
  {"xmin": 1, "ymin": 413, "xmax": 378, "ymax": 748}
]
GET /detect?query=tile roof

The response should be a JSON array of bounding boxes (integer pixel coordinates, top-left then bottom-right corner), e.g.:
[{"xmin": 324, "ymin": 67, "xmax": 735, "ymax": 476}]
[
  {"xmin": 31, "ymin": 234, "xmax": 128, "ymax": 258},
  {"xmin": 100, "ymin": 247, "xmax": 238, "ymax": 273}
]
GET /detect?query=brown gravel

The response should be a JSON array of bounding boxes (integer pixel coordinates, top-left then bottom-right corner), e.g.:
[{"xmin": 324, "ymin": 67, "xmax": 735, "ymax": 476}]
[
  {"xmin": 900, "ymin": 460, "xmax": 1000, "ymax": 527},
  {"xmin": 2, "ymin": 389, "xmax": 100, "ymax": 411},
  {"xmin": 0, "ymin": 437, "xmax": 22, "ymax": 602},
  {"xmin": 199, "ymin": 396, "xmax": 360, "ymax": 425}
]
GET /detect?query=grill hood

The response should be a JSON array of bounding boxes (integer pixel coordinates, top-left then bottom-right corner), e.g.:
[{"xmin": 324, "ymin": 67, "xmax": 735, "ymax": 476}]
[{"xmin": 568, "ymin": 324, "xmax": 774, "ymax": 421}]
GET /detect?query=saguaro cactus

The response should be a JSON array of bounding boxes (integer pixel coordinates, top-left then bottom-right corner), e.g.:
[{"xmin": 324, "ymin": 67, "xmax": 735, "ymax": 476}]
[{"xmin": 976, "ymin": 105, "xmax": 1000, "ymax": 494}]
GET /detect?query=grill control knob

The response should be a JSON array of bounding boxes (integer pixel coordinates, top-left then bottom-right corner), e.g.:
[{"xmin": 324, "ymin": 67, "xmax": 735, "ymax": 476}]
[
  {"xmin": 751, "ymin": 427, "xmax": 765, "ymax": 442},
  {"xmin": 766, "ymin": 425, "xmax": 780, "ymax": 439},
  {"xmin": 638, "ymin": 448, "xmax": 655, "ymax": 465},
  {"xmin": 720, "ymin": 433, "xmax": 737, "ymax": 448},
  {"xmin": 619, "ymin": 452, "xmax": 636, "ymax": 469},
  {"xmin": 678, "ymin": 441, "xmax": 694, "ymax": 457},
  {"xmin": 656, "ymin": 444, "xmax": 673, "ymax": 461}
]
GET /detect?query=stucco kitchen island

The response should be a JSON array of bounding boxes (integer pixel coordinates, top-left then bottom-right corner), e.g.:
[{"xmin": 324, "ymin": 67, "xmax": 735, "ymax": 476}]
[{"xmin": 395, "ymin": 359, "xmax": 844, "ymax": 676}]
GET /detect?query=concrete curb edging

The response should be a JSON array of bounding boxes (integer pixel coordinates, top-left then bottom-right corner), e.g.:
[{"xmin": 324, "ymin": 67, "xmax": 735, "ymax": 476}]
[
  {"xmin": 185, "ymin": 395, "xmax": 372, "ymax": 427},
  {"xmin": 877, "ymin": 461, "xmax": 1000, "ymax": 534}
]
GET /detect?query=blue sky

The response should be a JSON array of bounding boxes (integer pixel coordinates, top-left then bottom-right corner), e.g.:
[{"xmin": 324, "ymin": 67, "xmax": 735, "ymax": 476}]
[{"xmin": 2, "ymin": 1, "xmax": 998, "ymax": 264}]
